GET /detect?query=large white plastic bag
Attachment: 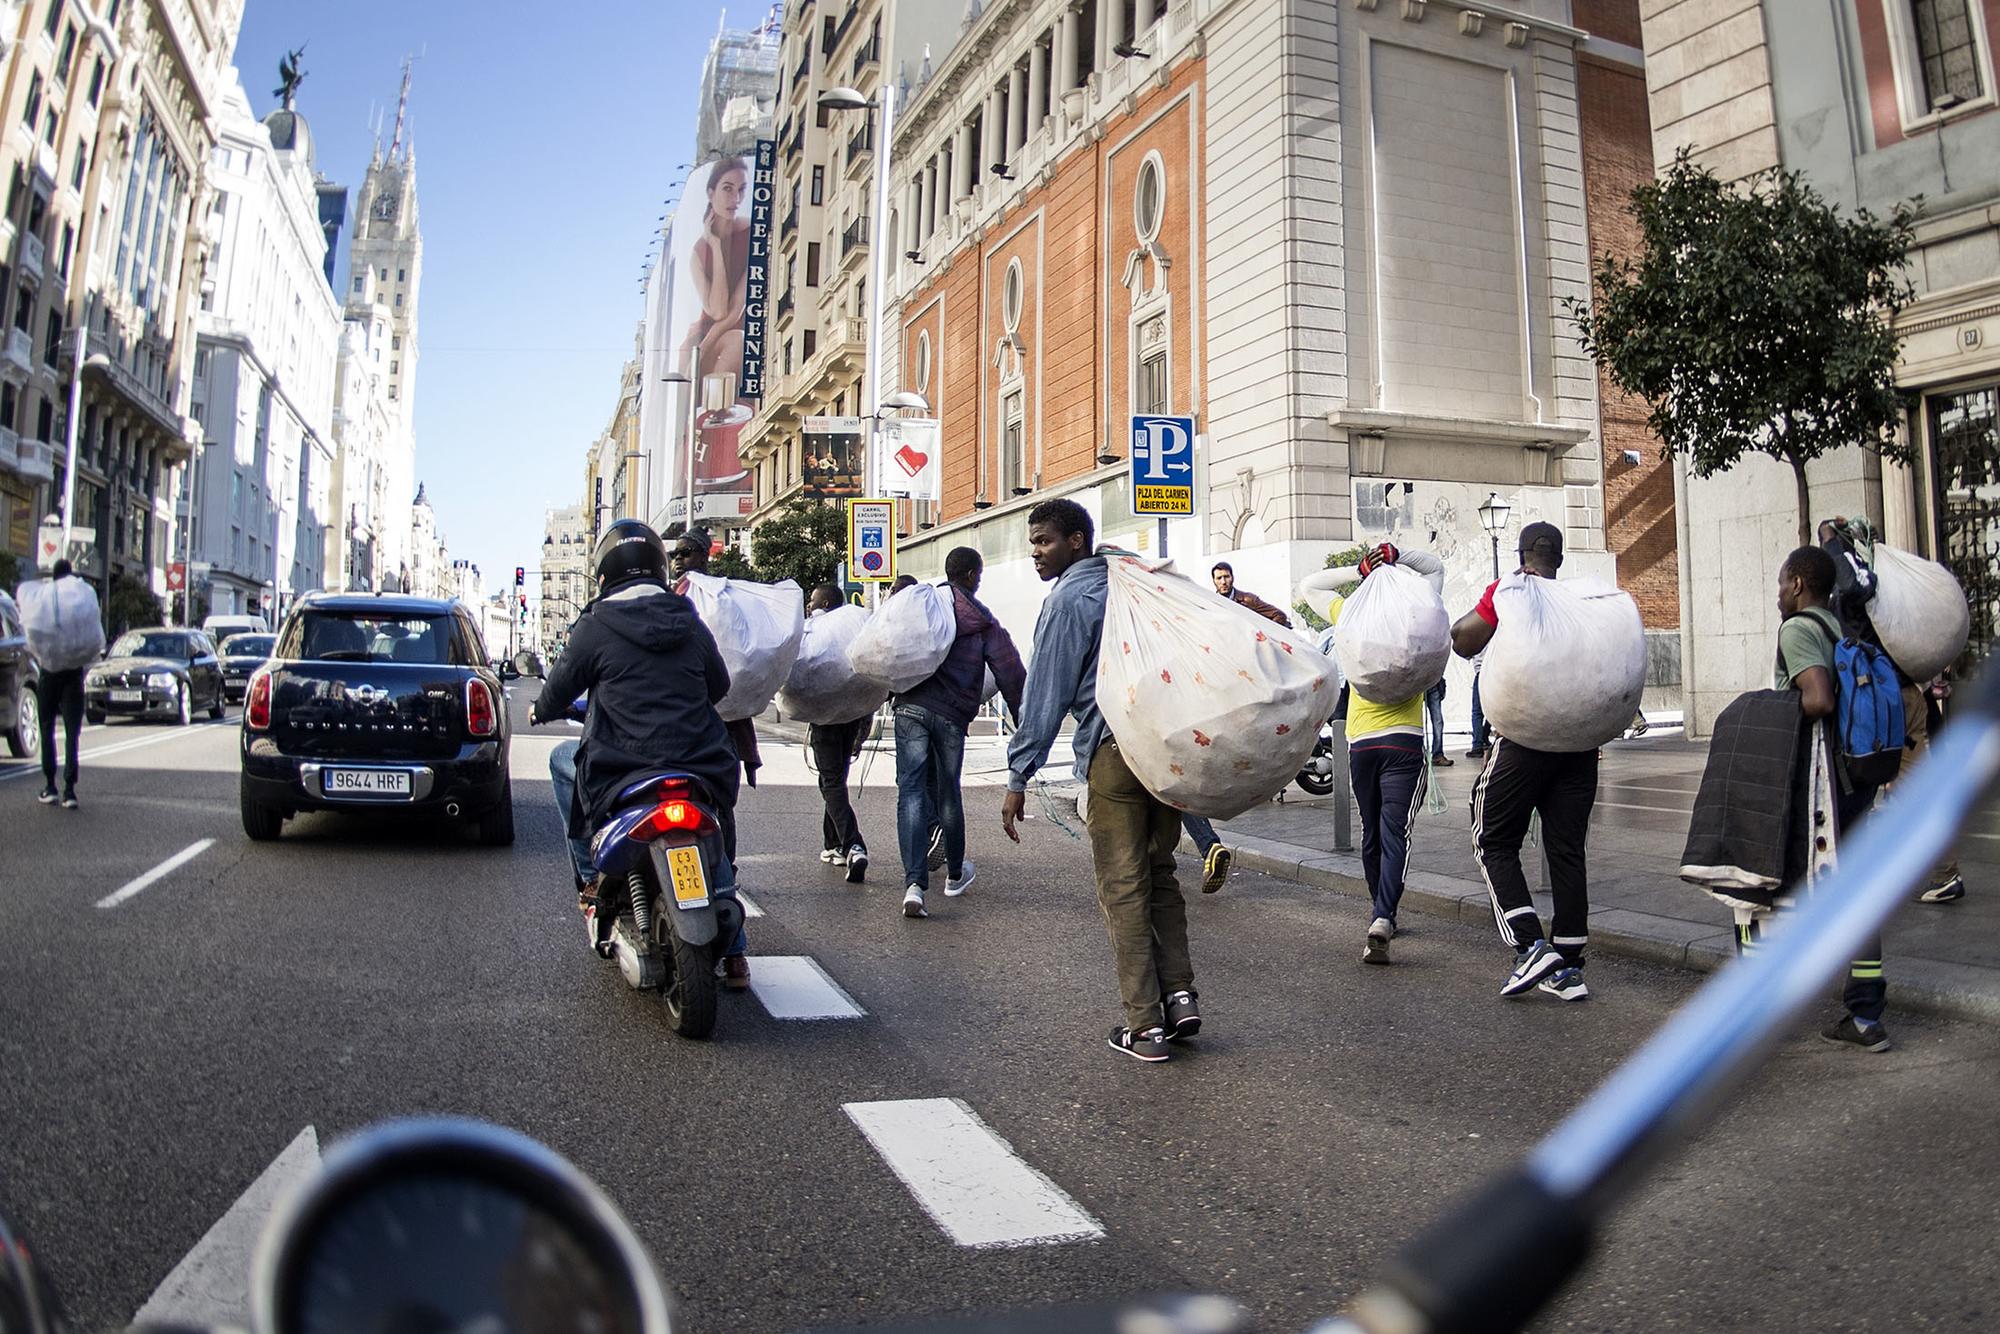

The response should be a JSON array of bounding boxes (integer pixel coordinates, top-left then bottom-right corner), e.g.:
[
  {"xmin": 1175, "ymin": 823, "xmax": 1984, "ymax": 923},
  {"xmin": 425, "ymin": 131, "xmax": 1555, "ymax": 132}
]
[
  {"xmin": 849, "ymin": 581, "xmax": 955, "ymax": 692},
  {"xmin": 1098, "ymin": 555, "xmax": 1339, "ymax": 819},
  {"xmin": 1480, "ymin": 574, "xmax": 1645, "ymax": 752},
  {"xmin": 1332, "ymin": 563, "xmax": 1449, "ymax": 704},
  {"xmin": 17, "ymin": 578, "xmax": 105, "ymax": 672},
  {"xmin": 1869, "ymin": 544, "xmax": 1968, "ymax": 681},
  {"xmin": 778, "ymin": 605, "xmax": 888, "ymax": 724},
  {"xmin": 680, "ymin": 572, "xmax": 804, "ymax": 721}
]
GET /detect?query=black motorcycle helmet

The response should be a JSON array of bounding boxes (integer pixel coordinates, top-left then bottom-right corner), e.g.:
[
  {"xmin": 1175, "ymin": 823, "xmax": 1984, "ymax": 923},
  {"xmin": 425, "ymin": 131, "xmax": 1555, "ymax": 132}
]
[{"xmin": 593, "ymin": 519, "xmax": 669, "ymax": 589}]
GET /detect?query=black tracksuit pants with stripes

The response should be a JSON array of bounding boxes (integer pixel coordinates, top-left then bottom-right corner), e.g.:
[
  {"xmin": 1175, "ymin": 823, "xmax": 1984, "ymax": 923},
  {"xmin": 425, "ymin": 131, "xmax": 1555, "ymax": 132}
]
[{"xmin": 1471, "ymin": 738, "xmax": 1598, "ymax": 966}]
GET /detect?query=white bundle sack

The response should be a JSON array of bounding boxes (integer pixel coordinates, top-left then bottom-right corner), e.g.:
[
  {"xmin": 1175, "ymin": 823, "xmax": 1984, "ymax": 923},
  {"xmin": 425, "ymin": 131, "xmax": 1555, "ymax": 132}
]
[
  {"xmin": 848, "ymin": 581, "xmax": 956, "ymax": 692},
  {"xmin": 1868, "ymin": 544, "xmax": 1969, "ymax": 681},
  {"xmin": 778, "ymin": 605, "xmax": 888, "ymax": 725},
  {"xmin": 17, "ymin": 577, "xmax": 105, "ymax": 673},
  {"xmin": 1332, "ymin": 563, "xmax": 1450, "ymax": 704},
  {"xmin": 1480, "ymin": 574, "xmax": 1646, "ymax": 753},
  {"xmin": 1098, "ymin": 555, "xmax": 1339, "ymax": 819},
  {"xmin": 680, "ymin": 572, "xmax": 804, "ymax": 721}
]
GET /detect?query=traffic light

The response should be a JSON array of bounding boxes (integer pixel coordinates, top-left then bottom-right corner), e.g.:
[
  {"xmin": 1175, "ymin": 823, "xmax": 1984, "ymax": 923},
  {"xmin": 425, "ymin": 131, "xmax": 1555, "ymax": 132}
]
[
  {"xmin": 514, "ymin": 566, "xmax": 525, "ymax": 587},
  {"xmin": 519, "ymin": 593, "xmax": 528, "ymax": 623}
]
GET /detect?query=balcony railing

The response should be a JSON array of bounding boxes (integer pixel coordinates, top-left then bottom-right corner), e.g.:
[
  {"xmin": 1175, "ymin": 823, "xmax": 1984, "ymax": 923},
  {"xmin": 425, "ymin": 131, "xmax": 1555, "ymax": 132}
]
[
  {"xmin": 0, "ymin": 426, "xmax": 19, "ymax": 471},
  {"xmin": 792, "ymin": 46, "xmax": 810, "ymax": 88},
  {"xmin": 845, "ymin": 123, "xmax": 874, "ymax": 179},
  {"xmin": 851, "ymin": 32, "xmax": 880, "ymax": 78},
  {"xmin": 20, "ymin": 230, "xmax": 45, "ymax": 283},
  {"xmin": 4, "ymin": 327, "xmax": 32, "ymax": 372},
  {"xmin": 782, "ymin": 199, "xmax": 799, "ymax": 238},
  {"xmin": 14, "ymin": 437, "xmax": 55, "ymax": 482},
  {"xmin": 775, "ymin": 288, "xmax": 795, "ymax": 324},
  {"xmin": 829, "ymin": 4, "xmax": 855, "ymax": 53},
  {"xmin": 839, "ymin": 215, "xmax": 870, "ymax": 263}
]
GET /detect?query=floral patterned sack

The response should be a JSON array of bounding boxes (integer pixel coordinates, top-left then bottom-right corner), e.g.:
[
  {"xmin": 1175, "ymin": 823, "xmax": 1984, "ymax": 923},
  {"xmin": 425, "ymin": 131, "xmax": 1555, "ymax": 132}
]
[{"xmin": 1098, "ymin": 554, "xmax": 1340, "ymax": 820}]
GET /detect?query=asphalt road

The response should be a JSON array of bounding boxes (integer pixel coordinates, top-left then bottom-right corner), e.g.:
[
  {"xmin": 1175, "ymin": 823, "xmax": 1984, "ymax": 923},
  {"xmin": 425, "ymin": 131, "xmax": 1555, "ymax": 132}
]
[{"xmin": 1, "ymin": 689, "xmax": 1995, "ymax": 1333}]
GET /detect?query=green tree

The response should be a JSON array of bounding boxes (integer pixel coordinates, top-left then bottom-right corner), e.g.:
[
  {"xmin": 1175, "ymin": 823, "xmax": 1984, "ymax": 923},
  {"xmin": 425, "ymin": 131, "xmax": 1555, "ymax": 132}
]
[
  {"xmin": 0, "ymin": 550, "xmax": 19, "ymax": 594},
  {"xmin": 1570, "ymin": 150, "xmax": 1917, "ymax": 544},
  {"xmin": 749, "ymin": 498, "xmax": 846, "ymax": 591},
  {"xmin": 708, "ymin": 546, "xmax": 757, "ymax": 580},
  {"xmin": 106, "ymin": 572, "xmax": 164, "ymax": 635}
]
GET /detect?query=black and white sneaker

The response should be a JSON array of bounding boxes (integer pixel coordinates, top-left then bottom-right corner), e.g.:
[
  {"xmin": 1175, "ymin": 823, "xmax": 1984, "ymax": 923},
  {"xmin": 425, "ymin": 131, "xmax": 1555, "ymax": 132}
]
[
  {"xmin": 926, "ymin": 825, "xmax": 947, "ymax": 873},
  {"xmin": 1363, "ymin": 916, "xmax": 1394, "ymax": 965},
  {"xmin": 901, "ymin": 885, "xmax": 928, "ymax": 919},
  {"xmin": 36, "ymin": 787, "xmax": 59, "ymax": 805},
  {"xmin": 1537, "ymin": 967, "xmax": 1590, "ymax": 1002},
  {"xmin": 1918, "ymin": 875, "xmax": 1965, "ymax": 904},
  {"xmin": 1501, "ymin": 940, "xmax": 1565, "ymax": 997},
  {"xmin": 1108, "ymin": 1025, "xmax": 1171, "ymax": 1062},
  {"xmin": 944, "ymin": 859, "xmax": 976, "ymax": 897},
  {"xmin": 819, "ymin": 848, "xmax": 841, "ymax": 864},
  {"xmin": 1164, "ymin": 990, "xmax": 1201, "ymax": 1039},
  {"xmin": 60, "ymin": 791, "xmax": 78, "ymax": 810},
  {"xmin": 1821, "ymin": 1016, "xmax": 1891, "ymax": 1053},
  {"xmin": 845, "ymin": 845, "xmax": 868, "ymax": 884}
]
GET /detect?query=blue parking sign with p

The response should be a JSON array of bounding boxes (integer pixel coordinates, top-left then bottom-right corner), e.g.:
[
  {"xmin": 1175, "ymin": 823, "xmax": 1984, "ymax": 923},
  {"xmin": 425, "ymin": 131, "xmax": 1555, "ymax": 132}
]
[{"xmin": 1130, "ymin": 415, "xmax": 1195, "ymax": 516}]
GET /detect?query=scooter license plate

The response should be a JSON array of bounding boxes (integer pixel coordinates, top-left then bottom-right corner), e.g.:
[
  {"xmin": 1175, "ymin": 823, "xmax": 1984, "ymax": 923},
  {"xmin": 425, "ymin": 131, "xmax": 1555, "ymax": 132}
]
[{"xmin": 666, "ymin": 846, "xmax": 709, "ymax": 907}]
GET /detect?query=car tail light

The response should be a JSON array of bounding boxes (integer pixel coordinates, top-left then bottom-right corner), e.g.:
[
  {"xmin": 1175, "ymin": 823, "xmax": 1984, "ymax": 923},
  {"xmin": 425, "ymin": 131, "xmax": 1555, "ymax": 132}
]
[
  {"xmin": 245, "ymin": 669, "xmax": 273, "ymax": 731},
  {"xmin": 466, "ymin": 678, "xmax": 497, "ymax": 738},
  {"xmin": 632, "ymin": 779, "xmax": 710, "ymax": 840}
]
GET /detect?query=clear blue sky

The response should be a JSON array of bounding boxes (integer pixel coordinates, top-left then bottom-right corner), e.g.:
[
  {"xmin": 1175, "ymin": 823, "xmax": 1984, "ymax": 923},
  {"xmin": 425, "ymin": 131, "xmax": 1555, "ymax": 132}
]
[{"xmin": 234, "ymin": 1, "xmax": 770, "ymax": 589}]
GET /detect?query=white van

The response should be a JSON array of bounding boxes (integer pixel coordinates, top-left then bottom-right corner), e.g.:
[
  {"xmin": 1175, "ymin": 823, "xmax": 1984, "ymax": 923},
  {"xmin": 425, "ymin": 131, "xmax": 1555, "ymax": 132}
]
[{"xmin": 203, "ymin": 613, "xmax": 269, "ymax": 642}]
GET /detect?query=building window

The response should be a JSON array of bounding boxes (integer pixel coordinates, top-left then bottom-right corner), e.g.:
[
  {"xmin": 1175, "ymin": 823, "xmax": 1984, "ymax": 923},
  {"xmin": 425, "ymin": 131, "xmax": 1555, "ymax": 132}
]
[
  {"xmin": 70, "ymin": 142, "xmax": 85, "ymax": 190},
  {"xmin": 913, "ymin": 329, "xmax": 932, "ymax": 396},
  {"xmin": 806, "ymin": 241, "xmax": 821, "ymax": 286},
  {"xmin": 1000, "ymin": 389, "xmax": 1025, "ymax": 493},
  {"xmin": 1886, "ymin": 0, "xmax": 1994, "ymax": 124},
  {"xmin": 23, "ymin": 73, "xmax": 42, "ymax": 129},
  {"xmin": 43, "ymin": 0, "xmax": 62, "ymax": 39},
  {"xmin": 87, "ymin": 56, "xmax": 104, "ymax": 106},
  {"xmin": 1138, "ymin": 343, "xmax": 1169, "ymax": 415},
  {"xmin": 397, "ymin": 268, "xmax": 406, "ymax": 281},
  {"xmin": 394, "ymin": 293, "xmax": 403, "ymax": 307},
  {"xmin": 1134, "ymin": 152, "xmax": 1165, "ymax": 244},
  {"xmin": 392, "ymin": 334, "xmax": 401, "ymax": 350},
  {"xmin": 56, "ymin": 24, "xmax": 77, "ymax": 82},
  {"xmin": 378, "ymin": 267, "xmax": 387, "ymax": 281},
  {"xmin": 803, "ymin": 329, "xmax": 817, "ymax": 359},
  {"xmin": 1002, "ymin": 259, "xmax": 1024, "ymax": 333}
]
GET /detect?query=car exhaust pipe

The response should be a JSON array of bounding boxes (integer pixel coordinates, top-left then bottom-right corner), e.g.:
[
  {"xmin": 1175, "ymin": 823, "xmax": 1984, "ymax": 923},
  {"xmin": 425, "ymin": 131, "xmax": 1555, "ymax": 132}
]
[{"xmin": 446, "ymin": 801, "xmax": 461, "ymax": 818}]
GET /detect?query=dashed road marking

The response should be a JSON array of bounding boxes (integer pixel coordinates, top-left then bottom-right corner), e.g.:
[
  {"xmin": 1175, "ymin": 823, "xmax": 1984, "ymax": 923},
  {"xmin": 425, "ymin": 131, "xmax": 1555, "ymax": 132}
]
[
  {"xmin": 747, "ymin": 955, "xmax": 864, "ymax": 1019},
  {"xmin": 97, "ymin": 839, "xmax": 217, "ymax": 909},
  {"xmin": 0, "ymin": 719, "xmax": 234, "ymax": 783},
  {"xmin": 843, "ymin": 1098, "xmax": 1104, "ymax": 1249}
]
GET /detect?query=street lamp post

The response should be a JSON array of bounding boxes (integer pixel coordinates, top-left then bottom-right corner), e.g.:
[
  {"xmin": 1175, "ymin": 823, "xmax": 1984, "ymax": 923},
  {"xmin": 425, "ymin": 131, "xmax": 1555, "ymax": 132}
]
[
  {"xmin": 661, "ymin": 366, "xmax": 700, "ymax": 534},
  {"xmin": 818, "ymin": 82, "xmax": 897, "ymax": 500},
  {"xmin": 1477, "ymin": 491, "xmax": 1512, "ymax": 580},
  {"xmin": 58, "ymin": 326, "xmax": 112, "ymax": 558}
]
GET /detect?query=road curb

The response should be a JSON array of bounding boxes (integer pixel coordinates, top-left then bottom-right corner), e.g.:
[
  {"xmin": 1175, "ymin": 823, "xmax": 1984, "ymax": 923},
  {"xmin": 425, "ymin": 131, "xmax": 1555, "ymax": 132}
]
[{"xmin": 1227, "ymin": 835, "xmax": 2000, "ymax": 1027}]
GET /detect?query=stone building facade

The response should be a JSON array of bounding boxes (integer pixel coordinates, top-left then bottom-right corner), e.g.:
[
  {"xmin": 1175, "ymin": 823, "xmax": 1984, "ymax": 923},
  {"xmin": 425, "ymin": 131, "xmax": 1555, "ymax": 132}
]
[
  {"xmin": 0, "ymin": 0, "xmax": 244, "ymax": 615},
  {"xmin": 880, "ymin": 0, "xmax": 1660, "ymax": 720},
  {"xmin": 1639, "ymin": 0, "xmax": 2000, "ymax": 732}
]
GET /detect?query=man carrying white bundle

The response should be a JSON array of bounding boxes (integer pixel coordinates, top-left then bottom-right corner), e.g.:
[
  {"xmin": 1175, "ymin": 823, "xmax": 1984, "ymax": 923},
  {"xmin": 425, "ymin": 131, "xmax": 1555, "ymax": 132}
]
[
  {"xmin": 1450, "ymin": 522, "xmax": 1595, "ymax": 1003},
  {"xmin": 1002, "ymin": 499, "xmax": 1199, "ymax": 1064}
]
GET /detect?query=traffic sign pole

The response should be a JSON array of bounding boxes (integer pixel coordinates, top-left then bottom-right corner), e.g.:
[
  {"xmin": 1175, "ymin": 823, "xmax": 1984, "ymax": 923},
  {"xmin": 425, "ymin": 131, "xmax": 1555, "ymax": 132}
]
[{"xmin": 1130, "ymin": 415, "xmax": 1196, "ymax": 560}]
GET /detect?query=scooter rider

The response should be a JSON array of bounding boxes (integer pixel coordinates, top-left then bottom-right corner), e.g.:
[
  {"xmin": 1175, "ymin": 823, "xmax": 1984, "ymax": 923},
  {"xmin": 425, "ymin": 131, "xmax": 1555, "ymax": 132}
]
[{"xmin": 534, "ymin": 520, "xmax": 748, "ymax": 983}]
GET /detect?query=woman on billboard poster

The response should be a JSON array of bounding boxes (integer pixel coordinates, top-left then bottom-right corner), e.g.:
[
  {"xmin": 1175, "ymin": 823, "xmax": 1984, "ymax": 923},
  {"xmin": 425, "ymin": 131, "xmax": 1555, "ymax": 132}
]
[{"xmin": 680, "ymin": 158, "xmax": 751, "ymax": 386}]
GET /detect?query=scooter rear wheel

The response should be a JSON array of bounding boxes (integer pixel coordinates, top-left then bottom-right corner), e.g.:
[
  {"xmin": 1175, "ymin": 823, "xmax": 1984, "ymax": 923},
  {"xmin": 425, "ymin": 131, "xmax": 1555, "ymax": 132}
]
[{"xmin": 661, "ymin": 929, "xmax": 718, "ymax": 1039}]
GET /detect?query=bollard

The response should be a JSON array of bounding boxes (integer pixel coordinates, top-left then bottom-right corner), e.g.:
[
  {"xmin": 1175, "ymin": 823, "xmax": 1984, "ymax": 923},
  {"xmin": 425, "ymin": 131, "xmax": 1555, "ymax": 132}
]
[{"xmin": 1331, "ymin": 719, "xmax": 1353, "ymax": 852}]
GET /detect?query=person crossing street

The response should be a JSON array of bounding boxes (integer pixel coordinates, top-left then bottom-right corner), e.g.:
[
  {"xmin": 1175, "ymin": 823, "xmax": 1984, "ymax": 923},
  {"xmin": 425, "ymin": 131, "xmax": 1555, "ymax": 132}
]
[
  {"xmin": 895, "ymin": 548, "xmax": 1025, "ymax": 919},
  {"xmin": 1004, "ymin": 501, "xmax": 1199, "ymax": 1063},
  {"xmin": 804, "ymin": 584, "xmax": 872, "ymax": 882},
  {"xmin": 1451, "ymin": 522, "xmax": 1596, "ymax": 1003},
  {"xmin": 22, "ymin": 560, "xmax": 102, "ymax": 811}
]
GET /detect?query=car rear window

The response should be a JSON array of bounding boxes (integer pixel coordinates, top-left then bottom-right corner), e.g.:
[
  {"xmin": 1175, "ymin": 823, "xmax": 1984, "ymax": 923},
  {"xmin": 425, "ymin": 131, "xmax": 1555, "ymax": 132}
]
[
  {"xmin": 112, "ymin": 632, "xmax": 191, "ymax": 659},
  {"xmin": 220, "ymin": 634, "xmax": 276, "ymax": 657},
  {"xmin": 290, "ymin": 613, "xmax": 461, "ymax": 665}
]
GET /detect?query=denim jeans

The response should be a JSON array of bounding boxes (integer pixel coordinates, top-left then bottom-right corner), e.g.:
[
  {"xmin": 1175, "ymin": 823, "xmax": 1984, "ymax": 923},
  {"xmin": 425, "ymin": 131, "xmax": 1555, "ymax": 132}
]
[
  {"xmin": 894, "ymin": 703, "xmax": 966, "ymax": 889},
  {"xmin": 1469, "ymin": 672, "xmax": 1489, "ymax": 754},
  {"xmin": 1423, "ymin": 679, "xmax": 1447, "ymax": 756},
  {"xmin": 548, "ymin": 740, "xmax": 595, "ymax": 883},
  {"xmin": 1180, "ymin": 814, "xmax": 1219, "ymax": 856}
]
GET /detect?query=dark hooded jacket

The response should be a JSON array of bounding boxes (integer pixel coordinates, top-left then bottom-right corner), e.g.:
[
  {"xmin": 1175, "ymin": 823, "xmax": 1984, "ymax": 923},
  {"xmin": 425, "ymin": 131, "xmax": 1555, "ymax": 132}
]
[
  {"xmin": 535, "ymin": 580, "xmax": 740, "ymax": 837},
  {"xmin": 895, "ymin": 583, "xmax": 1027, "ymax": 729}
]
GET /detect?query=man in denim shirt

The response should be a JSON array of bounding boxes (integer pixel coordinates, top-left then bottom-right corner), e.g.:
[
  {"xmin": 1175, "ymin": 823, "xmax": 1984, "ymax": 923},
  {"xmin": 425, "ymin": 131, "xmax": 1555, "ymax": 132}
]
[{"xmin": 1002, "ymin": 499, "xmax": 1200, "ymax": 1064}]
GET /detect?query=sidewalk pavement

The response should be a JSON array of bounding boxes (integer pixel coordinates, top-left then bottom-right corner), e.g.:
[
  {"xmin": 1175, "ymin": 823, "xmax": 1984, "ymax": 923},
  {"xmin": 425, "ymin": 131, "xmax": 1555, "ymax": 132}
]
[{"xmin": 1216, "ymin": 731, "xmax": 2000, "ymax": 1024}]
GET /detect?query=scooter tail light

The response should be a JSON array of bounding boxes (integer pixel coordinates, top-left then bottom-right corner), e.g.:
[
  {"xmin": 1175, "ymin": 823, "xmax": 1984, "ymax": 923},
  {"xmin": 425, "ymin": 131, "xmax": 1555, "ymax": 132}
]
[
  {"xmin": 466, "ymin": 679, "xmax": 497, "ymax": 737},
  {"xmin": 631, "ymin": 782, "xmax": 711, "ymax": 841},
  {"xmin": 245, "ymin": 670, "xmax": 273, "ymax": 731}
]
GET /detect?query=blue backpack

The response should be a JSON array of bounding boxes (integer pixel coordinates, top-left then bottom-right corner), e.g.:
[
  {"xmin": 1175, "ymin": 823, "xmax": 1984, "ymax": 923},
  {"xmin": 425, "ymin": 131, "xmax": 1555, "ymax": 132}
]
[{"xmin": 1803, "ymin": 616, "xmax": 1905, "ymax": 788}]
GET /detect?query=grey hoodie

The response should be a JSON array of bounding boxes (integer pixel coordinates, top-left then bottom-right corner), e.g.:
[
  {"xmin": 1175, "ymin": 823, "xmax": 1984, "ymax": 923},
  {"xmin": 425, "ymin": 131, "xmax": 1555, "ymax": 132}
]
[{"xmin": 1006, "ymin": 554, "xmax": 1110, "ymax": 792}]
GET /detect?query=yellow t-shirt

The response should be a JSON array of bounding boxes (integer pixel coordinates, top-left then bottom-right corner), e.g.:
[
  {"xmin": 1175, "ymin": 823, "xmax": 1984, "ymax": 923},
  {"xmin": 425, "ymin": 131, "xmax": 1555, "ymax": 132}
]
[{"xmin": 1346, "ymin": 690, "xmax": 1424, "ymax": 741}]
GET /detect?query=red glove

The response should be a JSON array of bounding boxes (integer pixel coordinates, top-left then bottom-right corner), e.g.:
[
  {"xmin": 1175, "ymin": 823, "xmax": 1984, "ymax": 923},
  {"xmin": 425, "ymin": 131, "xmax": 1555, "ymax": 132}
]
[{"xmin": 1358, "ymin": 543, "xmax": 1399, "ymax": 577}]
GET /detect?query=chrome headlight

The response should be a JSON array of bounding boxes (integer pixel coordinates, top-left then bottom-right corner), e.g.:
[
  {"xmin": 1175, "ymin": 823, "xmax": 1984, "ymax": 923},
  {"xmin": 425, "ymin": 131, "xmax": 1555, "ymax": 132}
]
[{"xmin": 148, "ymin": 671, "xmax": 177, "ymax": 689}]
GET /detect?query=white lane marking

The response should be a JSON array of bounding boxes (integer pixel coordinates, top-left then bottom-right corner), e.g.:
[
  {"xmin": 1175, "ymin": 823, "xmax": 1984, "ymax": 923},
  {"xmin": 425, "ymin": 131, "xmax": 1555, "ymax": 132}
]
[
  {"xmin": 843, "ymin": 1098, "xmax": 1104, "ymax": 1249},
  {"xmin": 737, "ymin": 890, "xmax": 764, "ymax": 918},
  {"xmin": 0, "ymin": 719, "xmax": 234, "ymax": 782},
  {"xmin": 96, "ymin": 839, "xmax": 217, "ymax": 909},
  {"xmin": 747, "ymin": 955, "xmax": 864, "ymax": 1019},
  {"xmin": 134, "ymin": 1126, "xmax": 321, "ymax": 1327}
]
